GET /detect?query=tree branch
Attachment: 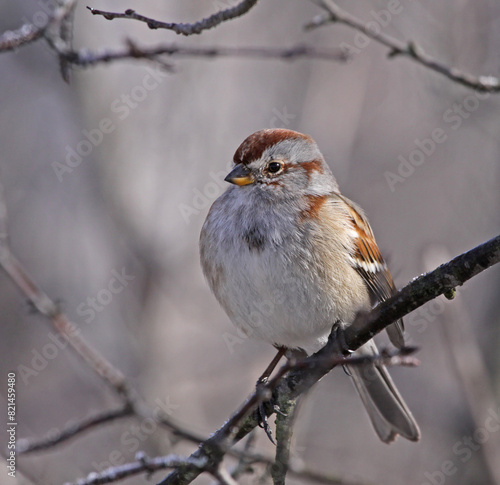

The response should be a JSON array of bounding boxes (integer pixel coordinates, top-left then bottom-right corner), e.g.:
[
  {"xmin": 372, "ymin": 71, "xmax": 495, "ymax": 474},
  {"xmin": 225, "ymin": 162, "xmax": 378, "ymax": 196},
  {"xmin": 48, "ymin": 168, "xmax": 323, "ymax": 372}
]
[
  {"xmin": 159, "ymin": 234, "xmax": 500, "ymax": 484},
  {"xmin": 0, "ymin": 0, "xmax": 76, "ymax": 51},
  {"xmin": 63, "ymin": 40, "xmax": 348, "ymax": 67},
  {"xmin": 87, "ymin": 0, "xmax": 260, "ymax": 36},
  {"xmin": 17, "ymin": 405, "xmax": 133, "ymax": 454},
  {"xmin": 307, "ymin": 0, "xmax": 500, "ymax": 93},
  {"xmin": 64, "ymin": 350, "xmax": 386, "ymax": 485},
  {"xmin": 0, "ymin": 248, "xmax": 131, "ymax": 397},
  {"xmin": 62, "ymin": 453, "xmax": 209, "ymax": 485},
  {"xmin": 0, "ymin": 23, "xmax": 45, "ymax": 51}
]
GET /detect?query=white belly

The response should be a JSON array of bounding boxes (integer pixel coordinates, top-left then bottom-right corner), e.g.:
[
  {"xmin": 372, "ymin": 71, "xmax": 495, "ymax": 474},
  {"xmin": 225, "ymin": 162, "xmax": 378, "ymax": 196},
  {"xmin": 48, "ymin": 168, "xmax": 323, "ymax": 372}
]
[
  {"xmin": 200, "ymin": 189, "xmax": 370, "ymax": 355},
  {"xmin": 219, "ymin": 246, "xmax": 337, "ymax": 353}
]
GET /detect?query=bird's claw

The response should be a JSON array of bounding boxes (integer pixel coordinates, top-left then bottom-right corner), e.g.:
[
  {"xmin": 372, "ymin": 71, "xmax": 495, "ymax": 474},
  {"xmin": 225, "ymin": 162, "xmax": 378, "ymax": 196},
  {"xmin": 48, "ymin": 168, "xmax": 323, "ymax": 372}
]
[
  {"xmin": 334, "ymin": 323, "xmax": 352, "ymax": 356},
  {"xmin": 257, "ymin": 402, "xmax": 276, "ymax": 444},
  {"xmin": 255, "ymin": 378, "xmax": 286, "ymax": 444}
]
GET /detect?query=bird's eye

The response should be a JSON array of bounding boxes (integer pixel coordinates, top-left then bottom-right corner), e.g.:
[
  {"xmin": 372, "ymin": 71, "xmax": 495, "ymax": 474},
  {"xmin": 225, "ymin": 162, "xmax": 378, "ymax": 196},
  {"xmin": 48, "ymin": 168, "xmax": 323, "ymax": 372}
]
[{"xmin": 267, "ymin": 161, "xmax": 283, "ymax": 174}]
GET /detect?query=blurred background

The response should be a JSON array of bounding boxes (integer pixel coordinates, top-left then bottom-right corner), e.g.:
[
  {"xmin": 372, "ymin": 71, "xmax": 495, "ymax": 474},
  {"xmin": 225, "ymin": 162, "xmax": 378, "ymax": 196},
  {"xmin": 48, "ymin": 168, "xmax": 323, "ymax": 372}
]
[{"xmin": 1, "ymin": 0, "xmax": 499, "ymax": 484}]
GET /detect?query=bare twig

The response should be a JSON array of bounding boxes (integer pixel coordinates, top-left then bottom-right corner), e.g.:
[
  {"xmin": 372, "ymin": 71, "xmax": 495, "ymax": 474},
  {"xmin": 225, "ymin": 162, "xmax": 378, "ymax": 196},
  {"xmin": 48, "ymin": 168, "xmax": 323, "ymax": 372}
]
[
  {"xmin": 307, "ymin": 0, "xmax": 500, "ymax": 93},
  {"xmin": 17, "ymin": 405, "xmax": 133, "ymax": 454},
  {"xmin": 0, "ymin": 23, "xmax": 45, "ymax": 51},
  {"xmin": 0, "ymin": 183, "xmax": 140, "ymax": 458},
  {"xmin": 0, "ymin": 250, "xmax": 130, "ymax": 396},
  {"xmin": 87, "ymin": 0, "xmax": 260, "ymax": 36},
  {"xmin": 159, "ymin": 235, "xmax": 500, "ymax": 485},
  {"xmin": 0, "ymin": 0, "xmax": 76, "ymax": 55},
  {"xmin": 64, "ymin": 40, "xmax": 348, "ymax": 67},
  {"xmin": 57, "ymin": 0, "xmax": 77, "ymax": 81},
  {"xmin": 42, "ymin": 0, "xmax": 77, "ymax": 82},
  {"xmin": 63, "ymin": 453, "xmax": 208, "ymax": 485}
]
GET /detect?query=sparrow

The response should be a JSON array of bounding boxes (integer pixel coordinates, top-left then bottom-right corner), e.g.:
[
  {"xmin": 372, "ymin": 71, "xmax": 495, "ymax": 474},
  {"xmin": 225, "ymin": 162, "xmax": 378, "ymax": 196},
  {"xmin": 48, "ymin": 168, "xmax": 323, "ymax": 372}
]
[{"xmin": 199, "ymin": 128, "xmax": 420, "ymax": 443}]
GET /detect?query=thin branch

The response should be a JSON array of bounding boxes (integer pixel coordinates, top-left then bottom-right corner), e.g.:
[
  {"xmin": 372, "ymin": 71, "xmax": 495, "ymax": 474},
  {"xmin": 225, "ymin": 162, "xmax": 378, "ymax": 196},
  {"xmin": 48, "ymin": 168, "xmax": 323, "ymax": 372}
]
[
  {"xmin": 87, "ymin": 0, "xmax": 260, "ymax": 36},
  {"xmin": 63, "ymin": 453, "xmax": 208, "ymax": 485},
  {"xmin": 307, "ymin": 0, "xmax": 500, "ymax": 93},
  {"xmin": 56, "ymin": 0, "xmax": 77, "ymax": 81},
  {"xmin": 64, "ymin": 40, "xmax": 348, "ymax": 67},
  {"xmin": 0, "ymin": 250, "xmax": 130, "ymax": 396},
  {"xmin": 0, "ymin": 0, "xmax": 76, "ymax": 54},
  {"xmin": 17, "ymin": 405, "xmax": 133, "ymax": 454},
  {"xmin": 0, "ymin": 181, "xmax": 140, "ymax": 456},
  {"xmin": 159, "ymin": 235, "xmax": 500, "ymax": 485},
  {"xmin": 0, "ymin": 23, "xmax": 45, "ymax": 51}
]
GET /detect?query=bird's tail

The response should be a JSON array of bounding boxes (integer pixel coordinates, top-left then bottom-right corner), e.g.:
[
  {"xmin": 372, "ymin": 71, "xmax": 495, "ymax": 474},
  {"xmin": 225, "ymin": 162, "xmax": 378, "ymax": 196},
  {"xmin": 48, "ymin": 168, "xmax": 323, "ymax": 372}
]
[{"xmin": 347, "ymin": 340, "xmax": 420, "ymax": 443}]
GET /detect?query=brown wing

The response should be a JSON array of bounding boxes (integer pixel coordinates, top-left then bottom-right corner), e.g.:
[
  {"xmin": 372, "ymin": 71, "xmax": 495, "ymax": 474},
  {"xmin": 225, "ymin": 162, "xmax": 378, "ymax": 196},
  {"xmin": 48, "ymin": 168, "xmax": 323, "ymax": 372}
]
[{"xmin": 339, "ymin": 194, "xmax": 405, "ymax": 348}]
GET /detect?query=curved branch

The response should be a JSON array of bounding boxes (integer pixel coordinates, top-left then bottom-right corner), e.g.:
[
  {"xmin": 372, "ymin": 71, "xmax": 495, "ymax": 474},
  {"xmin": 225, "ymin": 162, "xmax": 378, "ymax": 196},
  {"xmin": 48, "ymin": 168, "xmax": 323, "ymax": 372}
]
[
  {"xmin": 17, "ymin": 405, "xmax": 133, "ymax": 454},
  {"xmin": 308, "ymin": 0, "xmax": 500, "ymax": 93},
  {"xmin": 0, "ymin": 249, "xmax": 130, "ymax": 396},
  {"xmin": 159, "ymin": 234, "xmax": 500, "ymax": 484},
  {"xmin": 87, "ymin": 0, "xmax": 260, "ymax": 36}
]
